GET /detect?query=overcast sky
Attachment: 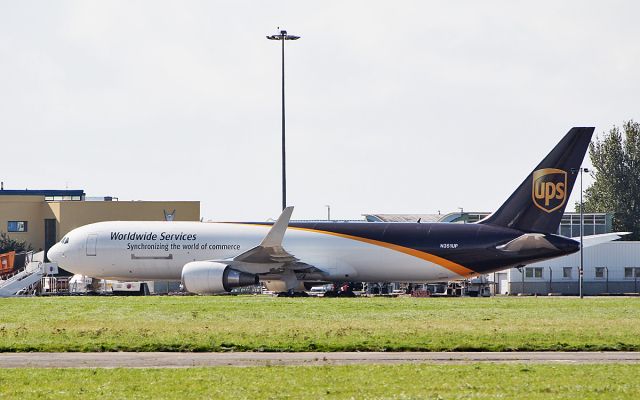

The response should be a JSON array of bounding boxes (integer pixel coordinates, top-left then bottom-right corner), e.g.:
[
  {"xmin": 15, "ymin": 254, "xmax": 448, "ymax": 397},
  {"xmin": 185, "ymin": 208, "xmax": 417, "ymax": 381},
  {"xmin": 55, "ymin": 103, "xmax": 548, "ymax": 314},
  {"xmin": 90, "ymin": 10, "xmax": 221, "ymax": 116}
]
[{"xmin": 1, "ymin": 1, "xmax": 638, "ymax": 221}]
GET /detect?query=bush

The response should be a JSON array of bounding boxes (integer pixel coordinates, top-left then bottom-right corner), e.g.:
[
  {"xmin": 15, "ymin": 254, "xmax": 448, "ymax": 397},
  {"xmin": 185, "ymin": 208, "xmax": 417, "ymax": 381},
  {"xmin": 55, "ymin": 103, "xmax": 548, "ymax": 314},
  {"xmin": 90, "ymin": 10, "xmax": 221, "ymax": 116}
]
[{"xmin": 0, "ymin": 232, "xmax": 33, "ymax": 254}]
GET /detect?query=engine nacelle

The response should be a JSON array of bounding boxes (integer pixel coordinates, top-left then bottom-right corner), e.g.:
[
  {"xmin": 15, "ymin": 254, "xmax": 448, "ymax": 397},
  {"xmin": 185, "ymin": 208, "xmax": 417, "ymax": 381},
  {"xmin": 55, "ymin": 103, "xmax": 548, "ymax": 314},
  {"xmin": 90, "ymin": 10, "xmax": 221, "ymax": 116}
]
[{"xmin": 181, "ymin": 261, "xmax": 258, "ymax": 295}]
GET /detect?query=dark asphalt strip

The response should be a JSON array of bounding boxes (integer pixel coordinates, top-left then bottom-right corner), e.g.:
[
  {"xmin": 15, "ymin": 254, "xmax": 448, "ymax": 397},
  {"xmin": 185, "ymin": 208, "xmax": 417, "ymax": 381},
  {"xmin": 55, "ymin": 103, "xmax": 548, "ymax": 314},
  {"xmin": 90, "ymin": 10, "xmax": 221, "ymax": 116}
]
[{"xmin": 2, "ymin": 352, "xmax": 640, "ymax": 368}]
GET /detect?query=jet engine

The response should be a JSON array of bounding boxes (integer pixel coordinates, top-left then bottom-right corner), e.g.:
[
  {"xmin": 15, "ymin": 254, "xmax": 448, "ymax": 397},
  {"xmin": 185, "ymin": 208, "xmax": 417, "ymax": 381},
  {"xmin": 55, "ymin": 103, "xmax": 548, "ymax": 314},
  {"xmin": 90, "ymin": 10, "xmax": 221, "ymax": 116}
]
[{"xmin": 181, "ymin": 261, "xmax": 258, "ymax": 294}]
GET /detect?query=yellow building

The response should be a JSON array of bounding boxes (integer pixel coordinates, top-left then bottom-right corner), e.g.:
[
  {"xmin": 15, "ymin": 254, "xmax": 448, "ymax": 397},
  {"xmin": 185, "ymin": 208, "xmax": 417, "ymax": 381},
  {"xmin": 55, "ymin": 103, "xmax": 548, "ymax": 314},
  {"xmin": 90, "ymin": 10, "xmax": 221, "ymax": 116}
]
[{"xmin": 0, "ymin": 189, "xmax": 200, "ymax": 261}]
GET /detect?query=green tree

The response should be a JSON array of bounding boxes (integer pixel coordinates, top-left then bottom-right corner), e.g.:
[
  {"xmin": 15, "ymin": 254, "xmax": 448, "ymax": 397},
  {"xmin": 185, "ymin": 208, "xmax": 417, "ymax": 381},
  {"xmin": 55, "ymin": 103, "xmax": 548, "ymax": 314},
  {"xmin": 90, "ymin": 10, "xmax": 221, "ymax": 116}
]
[
  {"xmin": 0, "ymin": 232, "xmax": 33, "ymax": 254},
  {"xmin": 582, "ymin": 120, "xmax": 640, "ymax": 240}
]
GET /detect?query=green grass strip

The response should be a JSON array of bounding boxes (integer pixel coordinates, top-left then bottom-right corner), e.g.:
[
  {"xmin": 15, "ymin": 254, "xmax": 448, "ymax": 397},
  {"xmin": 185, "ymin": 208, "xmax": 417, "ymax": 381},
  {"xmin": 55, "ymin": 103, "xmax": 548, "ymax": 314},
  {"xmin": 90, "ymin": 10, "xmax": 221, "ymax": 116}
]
[
  {"xmin": 1, "ymin": 364, "xmax": 640, "ymax": 399},
  {"xmin": 1, "ymin": 296, "xmax": 640, "ymax": 352}
]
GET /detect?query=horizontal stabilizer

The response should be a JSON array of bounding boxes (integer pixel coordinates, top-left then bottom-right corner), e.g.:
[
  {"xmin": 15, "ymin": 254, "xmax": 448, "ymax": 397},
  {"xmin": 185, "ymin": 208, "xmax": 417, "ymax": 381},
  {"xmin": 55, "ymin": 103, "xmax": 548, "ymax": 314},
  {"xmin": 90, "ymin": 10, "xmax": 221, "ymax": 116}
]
[
  {"xmin": 496, "ymin": 233, "xmax": 559, "ymax": 252},
  {"xmin": 582, "ymin": 232, "xmax": 630, "ymax": 248}
]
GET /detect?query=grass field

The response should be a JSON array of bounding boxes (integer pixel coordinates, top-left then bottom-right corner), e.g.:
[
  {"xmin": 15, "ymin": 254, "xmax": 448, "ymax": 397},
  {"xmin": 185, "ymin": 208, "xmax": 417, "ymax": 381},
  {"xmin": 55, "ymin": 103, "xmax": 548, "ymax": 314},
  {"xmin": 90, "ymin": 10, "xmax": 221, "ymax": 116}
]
[
  {"xmin": 2, "ymin": 364, "xmax": 640, "ymax": 399},
  {"xmin": 1, "ymin": 296, "xmax": 640, "ymax": 352}
]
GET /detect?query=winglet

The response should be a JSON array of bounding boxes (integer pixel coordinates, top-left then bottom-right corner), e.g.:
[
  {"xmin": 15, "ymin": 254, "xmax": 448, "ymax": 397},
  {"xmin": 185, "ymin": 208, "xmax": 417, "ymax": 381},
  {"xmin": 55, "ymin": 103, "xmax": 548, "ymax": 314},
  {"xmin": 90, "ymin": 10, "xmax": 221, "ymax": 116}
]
[{"xmin": 260, "ymin": 206, "xmax": 294, "ymax": 247}]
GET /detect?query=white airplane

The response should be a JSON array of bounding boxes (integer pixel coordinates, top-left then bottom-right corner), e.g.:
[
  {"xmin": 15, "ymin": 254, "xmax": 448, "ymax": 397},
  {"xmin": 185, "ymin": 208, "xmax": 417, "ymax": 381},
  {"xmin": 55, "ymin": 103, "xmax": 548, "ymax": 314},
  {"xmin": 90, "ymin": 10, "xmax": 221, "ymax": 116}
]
[{"xmin": 47, "ymin": 128, "xmax": 627, "ymax": 294}]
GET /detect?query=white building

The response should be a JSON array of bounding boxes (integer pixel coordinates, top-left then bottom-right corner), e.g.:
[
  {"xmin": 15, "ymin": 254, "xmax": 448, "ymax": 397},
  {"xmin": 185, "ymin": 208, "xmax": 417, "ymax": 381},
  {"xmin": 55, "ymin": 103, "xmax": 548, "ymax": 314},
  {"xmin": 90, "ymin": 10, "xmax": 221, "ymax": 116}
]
[{"xmin": 494, "ymin": 241, "xmax": 640, "ymax": 295}]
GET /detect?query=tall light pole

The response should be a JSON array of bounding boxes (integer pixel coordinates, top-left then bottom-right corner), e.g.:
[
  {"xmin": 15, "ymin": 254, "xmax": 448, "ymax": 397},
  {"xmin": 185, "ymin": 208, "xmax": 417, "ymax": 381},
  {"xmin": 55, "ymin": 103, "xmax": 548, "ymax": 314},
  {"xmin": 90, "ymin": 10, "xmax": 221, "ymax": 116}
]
[
  {"xmin": 267, "ymin": 28, "xmax": 300, "ymax": 210},
  {"xmin": 572, "ymin": 167, "xmax": 589, "ymax": 299},
  {"xmin": 325, "ymin": 205, "xmax": 331, "ymax": 221}
]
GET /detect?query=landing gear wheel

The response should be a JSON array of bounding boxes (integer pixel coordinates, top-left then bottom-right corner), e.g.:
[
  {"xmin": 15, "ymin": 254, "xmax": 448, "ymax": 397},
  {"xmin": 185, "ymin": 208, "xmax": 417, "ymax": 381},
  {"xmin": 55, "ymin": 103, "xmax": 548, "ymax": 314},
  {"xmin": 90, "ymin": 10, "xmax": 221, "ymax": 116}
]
[
  {"xmin": 276, "ymin": 291, "xmax": 309, "ymax": 297},
  {"xmin": 322, "ymin": 290, "xmax": 355, "ymax": 298}
]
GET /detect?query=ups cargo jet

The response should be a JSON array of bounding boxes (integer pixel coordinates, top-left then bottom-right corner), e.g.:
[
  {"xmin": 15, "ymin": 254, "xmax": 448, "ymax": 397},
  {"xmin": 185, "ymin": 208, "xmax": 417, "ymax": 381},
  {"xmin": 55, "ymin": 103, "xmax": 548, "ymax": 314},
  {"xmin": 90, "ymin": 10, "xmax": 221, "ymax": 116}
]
[{"xmin": 47, "ymin": 127, "xmax": 626, "ymax": 294}]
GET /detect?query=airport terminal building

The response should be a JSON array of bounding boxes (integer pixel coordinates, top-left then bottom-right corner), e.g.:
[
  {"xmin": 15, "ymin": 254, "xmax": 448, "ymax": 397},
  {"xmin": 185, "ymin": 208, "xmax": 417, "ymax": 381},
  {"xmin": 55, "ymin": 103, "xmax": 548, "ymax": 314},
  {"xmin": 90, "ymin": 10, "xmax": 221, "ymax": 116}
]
[{"xmin": 0, "ymin": 189, "xmax": 200, "ymax": 264}]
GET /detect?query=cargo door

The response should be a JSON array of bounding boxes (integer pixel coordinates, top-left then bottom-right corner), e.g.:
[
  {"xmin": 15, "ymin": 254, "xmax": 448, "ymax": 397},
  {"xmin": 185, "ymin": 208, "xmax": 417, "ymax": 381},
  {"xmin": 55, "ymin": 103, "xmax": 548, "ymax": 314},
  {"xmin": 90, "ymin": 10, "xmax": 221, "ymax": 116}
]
[{"xmin": 86, "ymin": 234, "xmax": 97, "ymax": 256}]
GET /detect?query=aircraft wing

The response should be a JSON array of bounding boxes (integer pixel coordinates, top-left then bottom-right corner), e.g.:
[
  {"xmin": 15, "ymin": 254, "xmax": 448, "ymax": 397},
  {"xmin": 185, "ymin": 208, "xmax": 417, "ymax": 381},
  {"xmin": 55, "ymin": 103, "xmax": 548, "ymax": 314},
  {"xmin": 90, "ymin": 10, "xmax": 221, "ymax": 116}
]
[
  {"xmin": 232, "ymin": 206, "xmax": 298, "ymax": 264},
  {"xmin": 581, "ymin": 232, "xmax": 631, "ymax": 248},
  {"xmin": 206, "ymin": 207, "xmax": 325, "ymax": 276}
]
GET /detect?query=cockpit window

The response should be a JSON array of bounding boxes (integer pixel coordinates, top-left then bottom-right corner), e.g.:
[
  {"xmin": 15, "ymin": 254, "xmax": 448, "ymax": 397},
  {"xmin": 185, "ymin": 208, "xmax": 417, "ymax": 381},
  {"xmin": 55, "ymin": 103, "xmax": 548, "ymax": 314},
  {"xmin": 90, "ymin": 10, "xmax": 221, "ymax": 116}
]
[{"xmin": 61, "ymin": 236, "xmax": 69, "ymax": 244}]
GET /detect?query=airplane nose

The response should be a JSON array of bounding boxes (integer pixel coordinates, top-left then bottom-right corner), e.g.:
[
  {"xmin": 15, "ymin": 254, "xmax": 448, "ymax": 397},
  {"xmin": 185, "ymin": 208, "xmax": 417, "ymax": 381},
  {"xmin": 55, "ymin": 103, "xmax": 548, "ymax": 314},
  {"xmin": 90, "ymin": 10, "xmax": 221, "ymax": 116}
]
[{"xmin": 47, "ymin": 243, "xmax": 63, "ymax": 263}]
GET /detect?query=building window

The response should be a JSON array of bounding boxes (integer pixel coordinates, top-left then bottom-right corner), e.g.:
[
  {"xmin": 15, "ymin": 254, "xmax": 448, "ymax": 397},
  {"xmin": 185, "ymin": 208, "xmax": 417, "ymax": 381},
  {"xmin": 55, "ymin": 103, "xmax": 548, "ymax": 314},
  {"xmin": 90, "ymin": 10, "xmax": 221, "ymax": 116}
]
[
  {"xmin": 558, "ymin": 213, "xmax": 609, "ymax": 238},
  {"xmin": 45, "ymin": 195, "xmax": 83, "ymax": 201},
  {"xmin": 7, "ymin": 221, "xmax": 27, "ymax": 232},
  {"xmin": 526, "ymin": 267, "xmax": 543, "ymax": 279},
  {"xmin": 571, "ymin": 225, "xmax": 581, "ymax": 238},
  {"xmin": 625, "ymin": 268, "xmax": 640, "ymax": 279},
  {"xmin": 563, "ymin": 267, "xmax": 572, "ymax": 279},
  {"xmin": 584, "ymin": 225, "xmax": 595, "ymax": 236},
  {"xmin": 595, "ymin": 267, "xmax": 605, "ymax": 279}
]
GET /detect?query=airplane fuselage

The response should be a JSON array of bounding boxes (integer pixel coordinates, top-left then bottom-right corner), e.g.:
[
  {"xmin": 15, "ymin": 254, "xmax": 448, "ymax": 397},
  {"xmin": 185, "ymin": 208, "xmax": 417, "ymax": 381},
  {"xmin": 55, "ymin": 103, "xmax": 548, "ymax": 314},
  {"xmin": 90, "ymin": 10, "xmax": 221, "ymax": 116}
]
[{"xmin": 49, "ymin": 220, "xmax": 579, "ymax": 283}]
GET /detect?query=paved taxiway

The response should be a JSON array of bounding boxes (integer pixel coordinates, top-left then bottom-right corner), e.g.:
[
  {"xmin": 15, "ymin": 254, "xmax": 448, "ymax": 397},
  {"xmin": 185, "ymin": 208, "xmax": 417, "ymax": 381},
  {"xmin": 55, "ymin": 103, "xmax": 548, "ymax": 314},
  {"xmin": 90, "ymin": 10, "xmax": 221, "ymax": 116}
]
[{"xmin": 2, "ymin": 352, "xmax": 640, "ymax": 368}]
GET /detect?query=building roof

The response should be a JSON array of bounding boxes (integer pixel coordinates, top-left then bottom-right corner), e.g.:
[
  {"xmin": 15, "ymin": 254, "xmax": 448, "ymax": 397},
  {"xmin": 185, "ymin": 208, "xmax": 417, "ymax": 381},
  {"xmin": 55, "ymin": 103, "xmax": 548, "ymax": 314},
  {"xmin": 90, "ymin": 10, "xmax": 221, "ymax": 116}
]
[
  {"xmin": 364, "ymin": 214, "xmax": 443, "ymax": 223},
  {"xmin": 363, "ymin": 212, "xmax": 490, "ymax": 223},
  {"xmin": 0, "ymin": 189, "xmax": 85, "ymax": 197}
]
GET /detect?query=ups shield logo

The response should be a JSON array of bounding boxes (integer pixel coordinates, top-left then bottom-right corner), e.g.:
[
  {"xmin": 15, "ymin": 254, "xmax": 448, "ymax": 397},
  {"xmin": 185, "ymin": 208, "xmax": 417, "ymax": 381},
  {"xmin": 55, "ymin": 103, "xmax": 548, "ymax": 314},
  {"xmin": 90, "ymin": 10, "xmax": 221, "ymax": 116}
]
[{"xmin": 532, "ymin": 168, "xmax": 567, "ymax": 213}]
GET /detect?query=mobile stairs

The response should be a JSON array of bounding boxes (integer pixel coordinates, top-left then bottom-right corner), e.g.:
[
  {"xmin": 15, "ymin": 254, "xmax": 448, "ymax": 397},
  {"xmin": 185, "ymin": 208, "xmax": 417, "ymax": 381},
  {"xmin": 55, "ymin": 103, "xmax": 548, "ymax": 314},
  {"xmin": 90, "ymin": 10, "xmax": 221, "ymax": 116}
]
[{"xmin": 0, "ymin": 251, "xmax": 50, "ymax": 297}]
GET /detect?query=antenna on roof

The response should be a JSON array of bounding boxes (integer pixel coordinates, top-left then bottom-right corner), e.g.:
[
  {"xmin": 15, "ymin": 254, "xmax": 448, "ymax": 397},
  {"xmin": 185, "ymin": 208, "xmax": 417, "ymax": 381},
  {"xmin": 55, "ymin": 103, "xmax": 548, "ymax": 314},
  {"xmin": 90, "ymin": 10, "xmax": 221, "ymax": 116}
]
[{"xmin": 164, "ymin": 209, "xmax": 176, "ymax": 222}]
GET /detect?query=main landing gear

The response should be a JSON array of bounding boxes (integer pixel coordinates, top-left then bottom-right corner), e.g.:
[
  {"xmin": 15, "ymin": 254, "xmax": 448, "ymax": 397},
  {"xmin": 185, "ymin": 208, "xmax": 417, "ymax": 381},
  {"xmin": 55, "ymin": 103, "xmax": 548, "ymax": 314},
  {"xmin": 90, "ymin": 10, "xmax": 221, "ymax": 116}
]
[{"xmin": 323, "ymin": 282, "xmax": 357, "ymax": 297}]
